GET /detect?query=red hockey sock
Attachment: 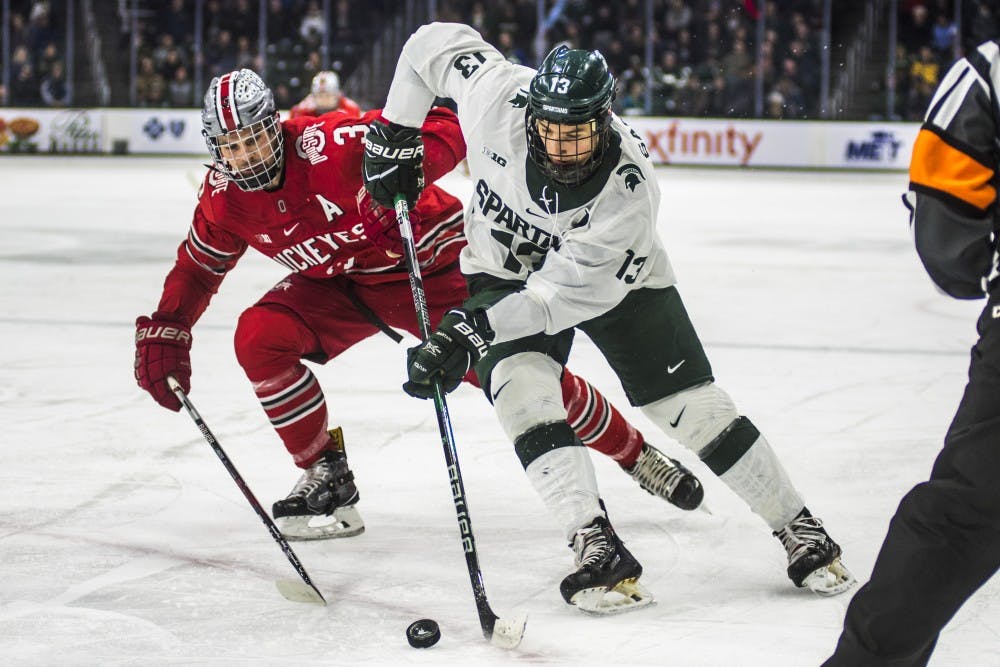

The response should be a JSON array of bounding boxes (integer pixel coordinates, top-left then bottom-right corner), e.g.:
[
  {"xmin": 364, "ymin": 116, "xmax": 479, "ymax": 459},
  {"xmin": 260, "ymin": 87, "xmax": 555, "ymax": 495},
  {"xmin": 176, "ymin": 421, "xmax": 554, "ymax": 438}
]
[
  {"xmin": 561, "ymin": 370, "xmax": 645, "ymax": 468},
  {"xmin": 252, "ymin": 364, "xmax": 331, "ymax": 468}
]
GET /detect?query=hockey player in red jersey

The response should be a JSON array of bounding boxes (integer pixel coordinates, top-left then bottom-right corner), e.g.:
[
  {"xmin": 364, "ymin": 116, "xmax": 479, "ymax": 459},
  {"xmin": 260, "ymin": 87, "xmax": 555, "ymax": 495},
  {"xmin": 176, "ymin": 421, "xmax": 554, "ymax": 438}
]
[
  {"xmin": 289, "ymin": 70, "xmax": 361, "ymax": 119},
  {"xmin": 134, "ymin": 68, "xmax": 703, "ymax": 540}
]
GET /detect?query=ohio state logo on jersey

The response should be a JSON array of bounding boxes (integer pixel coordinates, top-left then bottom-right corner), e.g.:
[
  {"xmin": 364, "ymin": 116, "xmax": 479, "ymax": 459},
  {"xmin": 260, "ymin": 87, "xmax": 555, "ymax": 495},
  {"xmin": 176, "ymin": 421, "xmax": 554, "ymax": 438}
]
[
  {"xmin": 295, "ymin": 123, "xmax": 329, "ymax": 165},
  {"xmin": 199, "ymin": 168, "xmax": 229, "ymax": 198}
]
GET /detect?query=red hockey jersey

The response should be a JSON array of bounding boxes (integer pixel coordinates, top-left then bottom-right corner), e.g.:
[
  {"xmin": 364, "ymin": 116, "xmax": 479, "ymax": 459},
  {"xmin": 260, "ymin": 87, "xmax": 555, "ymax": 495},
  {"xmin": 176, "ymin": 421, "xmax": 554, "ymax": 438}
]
[{"xmin": 156, "ymin": 108, "xmax": 467, "ymax": 325}]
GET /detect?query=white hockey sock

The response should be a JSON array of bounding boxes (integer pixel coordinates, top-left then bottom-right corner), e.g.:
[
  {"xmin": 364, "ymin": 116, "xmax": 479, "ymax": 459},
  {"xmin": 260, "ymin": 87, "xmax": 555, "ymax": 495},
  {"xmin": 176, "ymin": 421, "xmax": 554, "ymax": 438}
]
[
  {"xmin": 716, "ymin": 432, "xmax": 805, "ymax": 531},
  {"xmin": 524, "ymin": 445, "xmax": 603, "ymax": 542}
]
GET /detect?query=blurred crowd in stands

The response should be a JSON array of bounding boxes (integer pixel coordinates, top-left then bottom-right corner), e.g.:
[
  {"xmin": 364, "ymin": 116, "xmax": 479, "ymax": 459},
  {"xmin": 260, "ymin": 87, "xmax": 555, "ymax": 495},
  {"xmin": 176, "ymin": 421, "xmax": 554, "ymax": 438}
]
[
  {"xmin": 3, "ymin": 1, "xmax": 70, "ymax": 107},
  {"xmin": 4, "ymin": 0, "xmax": 1000, "ymax": 120},
  {"xmin": 129, "ymin": 0, "xmax": 387, "ymax": 108},
  {"xmin": 895, "ymin": 0, "xmax": 998, "ymax": 120},
  {"xmin": 436, "ymin": 0, "xmax": 825, "ymax": 119}
]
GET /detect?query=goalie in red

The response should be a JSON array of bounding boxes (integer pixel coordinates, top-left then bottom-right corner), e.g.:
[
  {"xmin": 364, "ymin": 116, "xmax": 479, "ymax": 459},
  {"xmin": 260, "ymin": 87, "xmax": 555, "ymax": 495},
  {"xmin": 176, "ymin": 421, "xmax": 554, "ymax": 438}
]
[
  {"xmin": 134, "ymin": 68, "xmax": 703, "ymax": 540},
  {"xmin": 289, "ymin": 70, "xmax": 361, "ymax": 119}
]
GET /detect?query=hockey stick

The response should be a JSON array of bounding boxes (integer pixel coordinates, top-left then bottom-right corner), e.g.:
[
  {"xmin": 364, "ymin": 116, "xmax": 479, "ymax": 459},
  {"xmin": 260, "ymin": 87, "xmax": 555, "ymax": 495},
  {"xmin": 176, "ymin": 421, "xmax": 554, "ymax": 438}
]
[
  {"xmin": 394, "ymin": 195, "xmax": 527, "ymax": 649},
  {"xmin": 166, "ymin": 376, "xmax": 326, "ymax": 606}
]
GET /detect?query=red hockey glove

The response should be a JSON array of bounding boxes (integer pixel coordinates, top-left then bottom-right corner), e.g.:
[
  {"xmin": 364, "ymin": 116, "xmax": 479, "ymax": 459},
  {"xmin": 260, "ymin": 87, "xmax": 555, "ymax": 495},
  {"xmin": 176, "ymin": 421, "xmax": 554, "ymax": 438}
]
[
  {"xmin": 357, "ymin": 189, "xmax": 422, "ymax": 258},
  {"xmin": 134, "ymin": 313, "xmax": 192, "ymax": 411}
]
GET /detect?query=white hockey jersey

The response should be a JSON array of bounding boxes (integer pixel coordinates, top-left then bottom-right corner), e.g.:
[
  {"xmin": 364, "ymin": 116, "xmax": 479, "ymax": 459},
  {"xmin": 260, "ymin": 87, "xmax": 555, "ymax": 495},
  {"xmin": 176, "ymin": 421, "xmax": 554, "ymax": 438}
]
[{"xmin": 384, "ymin": 22, "xmax": 677, "ymax": 344}]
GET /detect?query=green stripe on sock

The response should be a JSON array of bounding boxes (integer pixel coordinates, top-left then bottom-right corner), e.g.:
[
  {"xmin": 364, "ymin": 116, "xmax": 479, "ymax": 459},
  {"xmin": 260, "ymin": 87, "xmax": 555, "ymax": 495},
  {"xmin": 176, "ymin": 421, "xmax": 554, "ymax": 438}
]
[
  {"xmin": 700, "ymin": 416, "xmax": 760, "ymax": 475},
  {"xmin": 514, "ymin": 422, "xmax": 580, "ymax": 468}
]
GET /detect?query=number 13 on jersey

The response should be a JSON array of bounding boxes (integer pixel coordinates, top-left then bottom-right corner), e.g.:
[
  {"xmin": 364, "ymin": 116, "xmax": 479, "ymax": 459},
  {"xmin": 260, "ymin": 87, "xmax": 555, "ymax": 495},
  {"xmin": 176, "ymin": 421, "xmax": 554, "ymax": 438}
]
[{"xmin": 616, "ymin": 249, "xmax": 647, "ymax": 284}]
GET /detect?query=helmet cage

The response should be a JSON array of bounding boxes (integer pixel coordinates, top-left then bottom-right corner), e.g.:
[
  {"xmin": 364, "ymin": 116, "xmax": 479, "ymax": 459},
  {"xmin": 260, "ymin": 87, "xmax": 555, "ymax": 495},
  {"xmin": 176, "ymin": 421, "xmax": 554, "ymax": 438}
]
[
  {"xmin": 525, "ymin": 46, "xmax": 616, "ymax": 186},
  {"xmin": 526, "ymin": 109, "xmax": 612, "ymax": 186},
  {"xmin": 205, "ymin": 115, "xmax": 284, "ymax": 192}
]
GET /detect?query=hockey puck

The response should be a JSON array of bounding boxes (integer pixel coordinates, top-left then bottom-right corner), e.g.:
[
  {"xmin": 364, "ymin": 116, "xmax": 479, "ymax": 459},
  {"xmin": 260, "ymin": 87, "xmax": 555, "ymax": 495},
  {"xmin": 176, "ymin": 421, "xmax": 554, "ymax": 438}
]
[{"xmin": 406, "ymin": 619, "xmax": 441, "ymax": 648}]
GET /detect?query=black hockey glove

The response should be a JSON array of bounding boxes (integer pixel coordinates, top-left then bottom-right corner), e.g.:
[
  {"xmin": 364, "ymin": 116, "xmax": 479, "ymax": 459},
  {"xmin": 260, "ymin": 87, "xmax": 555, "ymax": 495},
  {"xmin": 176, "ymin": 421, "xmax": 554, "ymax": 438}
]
[
  {"xmin": 363, "ymin": 119, "xmax": 425, "ymax": 208},
  {"xmin": 403, "ymin": 308, "xmax": 494, "ymax": 399}
]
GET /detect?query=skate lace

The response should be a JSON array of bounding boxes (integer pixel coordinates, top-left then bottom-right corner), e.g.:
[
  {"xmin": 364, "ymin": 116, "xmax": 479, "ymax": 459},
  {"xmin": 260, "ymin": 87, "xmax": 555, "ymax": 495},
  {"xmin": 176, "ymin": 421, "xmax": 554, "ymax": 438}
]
[
  {"xmin": 776, "ymin": 516, "xmax": 828, "ymax": 563},
  {"xmin": 290, "ymin": 457, "xmax": 335, "ymax": 498},
  {"xmin": 573, "ymin": 523, "xmax": 611, "ymax": 569},
  {"xmin": 629, "ymin": 446, "xmax": 684, "ymax": 498}
]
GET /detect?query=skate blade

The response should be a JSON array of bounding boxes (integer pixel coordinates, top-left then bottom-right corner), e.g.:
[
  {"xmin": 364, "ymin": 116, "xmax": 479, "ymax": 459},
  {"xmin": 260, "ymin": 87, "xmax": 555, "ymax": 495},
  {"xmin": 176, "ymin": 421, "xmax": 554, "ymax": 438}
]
[
  {"xmin": 571, "ymin": 577, "xmax": 655, "ymax": 616},
  {"xmin": 277, "ymin": 505, "xmax": 365, "ymax": 541},
  {"xmin": 490, "ymin": 612, "xmax": 528, "ymax": 649},
  {"xmin": 803, "ymin": 558, "xmax": 856, "ymax": 597},
  {"xmin": 275, "ymin": 579, "xmax": 326, "ymax": 605}
]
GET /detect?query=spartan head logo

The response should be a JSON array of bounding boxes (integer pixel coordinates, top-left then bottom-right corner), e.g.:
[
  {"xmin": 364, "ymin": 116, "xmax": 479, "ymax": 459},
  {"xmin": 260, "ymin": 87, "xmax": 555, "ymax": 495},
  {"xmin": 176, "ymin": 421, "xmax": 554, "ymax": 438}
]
[
  {"xmin": 616, "ymin": 163, "xmax": 646, "ymax": 192},
  {"xmin": 509, "ymin": 89, "xmax": 529, "ymax": 108}
]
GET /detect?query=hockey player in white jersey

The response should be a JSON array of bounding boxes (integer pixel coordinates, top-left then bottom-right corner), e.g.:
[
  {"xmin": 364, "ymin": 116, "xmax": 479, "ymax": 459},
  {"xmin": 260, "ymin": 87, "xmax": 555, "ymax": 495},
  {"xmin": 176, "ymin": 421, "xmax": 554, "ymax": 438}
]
[{"xmin": 363, "ymin": 22, "xmax": 854, "ymax": 613}]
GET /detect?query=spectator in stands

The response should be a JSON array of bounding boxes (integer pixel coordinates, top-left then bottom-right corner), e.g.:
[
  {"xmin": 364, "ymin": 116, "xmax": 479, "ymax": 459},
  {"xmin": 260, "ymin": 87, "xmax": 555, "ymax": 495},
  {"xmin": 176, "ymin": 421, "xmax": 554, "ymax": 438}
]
[
  {"xmin": 931, "ymin": 13, "xmax": 956, "ymax": 57},
  {"xmin": 765, "ymin": 90, "xmax": 787, "ymax": 119},
  {"xmin": 272, "ymin": 81, "xmax": 294, "ymax": 111},
  {"xmin": 9, "ymin": 11, "xmax": 27, "ymax": 52},
  {"xmin": 26, "ymin": 5, "xmax": 56, "ymax": 56},
  {"xmin": 136, "ymin": 56, "xmax": 167, "ymax": 108},
  {"xmin": 705, "ymin": 70, "xmax": 733, "ymax": 117},
  {"xmin": 300, "ymin": 1, "xmax": 325, "ymax": 47},
  {"xmin": 210, "ymin": 30, "xmax": 239, "ymax": 79},
  {"xmin": 168, "ymin": 66, "xmax": 194, "ymax": 107},
  {"xmin": 235, "ymin": 35, "xmax": 258, "ymax": 71},
  {"xmin": 618, "ymin": 78, "xmax": 647, "ymax": 116},
  {"xmin": 153, "ymin": 34, "xmax": 178, "ymax": 72},
  {"xmin": 721, "ymin": 38, "xmax": 752, "ymax": 82},
  {"xmin": 39, "ymin": 60, "xmax": 69, "ymax": 107},
  {"xmin": 908, "ymin": 45, "xmax": 939, "ymax": 119},
  {"xmin": 664, "ymin": 0, "xmax": 694, "ymax": 37},
  {"xmin": 158, "ymin": 0, "xmax": 190, "ymax": 45},
  {"xmin": 266, "ymin": 0, "xmax": 295, "ymax": 41},
  {"xmin": 38, "ymin": 41, "xmax": 60, "ymax": 79},
  {"xmin": 772, "ymin": 58, "xmax": 807, "ymax": 118},
  {"xmin": 901, "ymin": 4, "xmax": 933, "ymax": 54},
  {"xmin": 675, "ymin": 74, "xmax": 709, "ymax": 116},
  {"xmin": 496, "ymin": 29, "xmax": 527, "ymax": 65},
  {"xmin": 228, "ymin": 0, "xmax": 258, "ymax": 42},
  {"xmin": 10, "ymin": 45, "xmax": 32, "ymax": 79},
  {"xmin": 725, "ymin": 63, "xmax": 756, "ymax": 118},
  {"xmin": 965, "ymin": 2, "xmax": 998, "ymax": 53},
  {"xmin": 160, "ymin": 45, "xmax": 186, "ymax": 83},
  {"xmin": 11, "ymin": 63, "xmax": 41, "ymax": 107}
]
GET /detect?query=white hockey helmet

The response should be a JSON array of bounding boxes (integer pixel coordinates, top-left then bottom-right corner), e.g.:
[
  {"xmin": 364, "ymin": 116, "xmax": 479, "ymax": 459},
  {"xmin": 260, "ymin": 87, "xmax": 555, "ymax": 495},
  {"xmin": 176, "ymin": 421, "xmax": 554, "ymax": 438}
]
[
  {"xmin": 311, "ymin": 70, "xmax": 340, "ymax": 96},
  {"xmin": 310, "ymin": 70, "xmax": 341, "ymax": 110},
  {"xmin": 201, "ymin": 68, "xmax": 284, "ymax": 192}
]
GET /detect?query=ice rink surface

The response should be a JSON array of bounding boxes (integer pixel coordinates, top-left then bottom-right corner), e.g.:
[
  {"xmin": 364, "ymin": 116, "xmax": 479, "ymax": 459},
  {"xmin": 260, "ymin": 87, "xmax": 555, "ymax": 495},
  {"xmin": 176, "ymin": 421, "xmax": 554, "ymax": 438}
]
[{"xmin": 1, "ymin": 156, "xmax": 997, "ymax": 666}]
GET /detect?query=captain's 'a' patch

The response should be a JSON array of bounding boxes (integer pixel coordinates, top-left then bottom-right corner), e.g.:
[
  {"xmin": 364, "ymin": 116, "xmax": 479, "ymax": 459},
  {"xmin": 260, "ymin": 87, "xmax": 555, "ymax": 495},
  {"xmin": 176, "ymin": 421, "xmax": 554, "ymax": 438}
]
[{"xmin": 616, "ymin": 163, "xmax": 646, "ymax": 192}]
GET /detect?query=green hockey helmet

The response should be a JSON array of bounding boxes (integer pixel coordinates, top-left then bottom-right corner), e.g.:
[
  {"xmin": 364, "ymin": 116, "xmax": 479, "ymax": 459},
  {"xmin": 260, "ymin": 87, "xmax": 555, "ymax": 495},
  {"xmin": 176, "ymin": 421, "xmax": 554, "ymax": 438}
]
[{"xmin": 526, "ymin": 45, "xmax": 616, "ymax": 186}]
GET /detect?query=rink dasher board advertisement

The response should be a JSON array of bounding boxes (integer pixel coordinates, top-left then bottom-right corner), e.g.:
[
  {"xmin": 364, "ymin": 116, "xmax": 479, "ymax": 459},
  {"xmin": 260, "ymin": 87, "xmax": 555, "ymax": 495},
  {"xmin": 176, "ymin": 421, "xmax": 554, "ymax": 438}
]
[
  {"xmin": 622, "ymin": 117, "xmax": 919, "ymax": 169},
  {"xmin": 1, "ymin": 108, "xmax": 920, "ymax": 170},
  {"xmin": 0, "ymin": 108, "xmax": 104, "ymax": 154}
]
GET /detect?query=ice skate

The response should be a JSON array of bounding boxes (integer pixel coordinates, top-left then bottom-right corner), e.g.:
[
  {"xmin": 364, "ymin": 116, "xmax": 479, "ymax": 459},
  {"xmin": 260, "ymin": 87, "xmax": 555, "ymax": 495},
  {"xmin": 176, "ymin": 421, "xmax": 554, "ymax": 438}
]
[
  {"xmin": 623, "ymin": 443, "xmax": 704, "ymax": 511},
  {"xmin": 560, "ymin": 515, "xmax": 653, "ymax": 615},
  {"xmin": 273, "ymin": 428, "xmax": 365, "ymax": 540},
  {"xmin": 774, "ymin": 507, "xmax": 855, "ymax": 596}
]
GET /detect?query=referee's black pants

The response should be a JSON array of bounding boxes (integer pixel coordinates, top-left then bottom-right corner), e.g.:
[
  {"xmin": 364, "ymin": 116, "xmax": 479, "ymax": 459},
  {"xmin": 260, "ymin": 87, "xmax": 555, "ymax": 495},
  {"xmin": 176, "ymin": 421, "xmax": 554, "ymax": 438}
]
[{"xmin": 824, "ymin": 291, "xmax": 1000, "ymax": 666}]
